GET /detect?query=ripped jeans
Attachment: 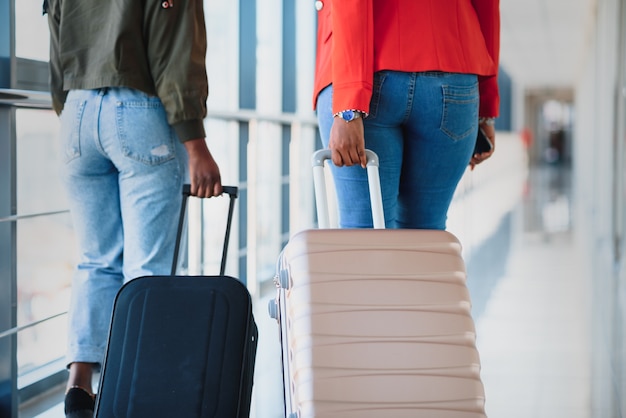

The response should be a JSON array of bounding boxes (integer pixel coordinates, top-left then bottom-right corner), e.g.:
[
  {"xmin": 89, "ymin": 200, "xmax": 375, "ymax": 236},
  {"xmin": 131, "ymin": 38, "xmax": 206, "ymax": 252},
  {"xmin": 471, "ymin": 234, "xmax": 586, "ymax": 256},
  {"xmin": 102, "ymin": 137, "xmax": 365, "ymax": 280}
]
[{"xmin": 59, "ymin": 87, "xmax": 188, "ymax": 366}]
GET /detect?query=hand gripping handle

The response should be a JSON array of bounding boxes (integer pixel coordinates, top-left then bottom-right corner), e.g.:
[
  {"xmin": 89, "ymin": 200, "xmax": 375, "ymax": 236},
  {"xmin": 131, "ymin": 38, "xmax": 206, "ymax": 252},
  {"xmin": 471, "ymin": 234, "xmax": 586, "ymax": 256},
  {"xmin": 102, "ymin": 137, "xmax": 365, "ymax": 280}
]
[{"xmin": 311, "ymin": 149, "xmax": 385, "ymax": 229}]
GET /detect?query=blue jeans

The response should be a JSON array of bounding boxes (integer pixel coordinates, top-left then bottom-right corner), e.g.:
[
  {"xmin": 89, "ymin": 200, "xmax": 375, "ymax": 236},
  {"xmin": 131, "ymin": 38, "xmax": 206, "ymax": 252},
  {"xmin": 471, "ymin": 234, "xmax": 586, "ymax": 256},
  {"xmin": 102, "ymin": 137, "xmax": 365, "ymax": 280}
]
[
  {"xmin": 317, "ymin": 71, "xmax": 478, "ymax": 229},
  {"xmin": 60, "ymin": 88, "xmax": 188, "ymax": 366}
]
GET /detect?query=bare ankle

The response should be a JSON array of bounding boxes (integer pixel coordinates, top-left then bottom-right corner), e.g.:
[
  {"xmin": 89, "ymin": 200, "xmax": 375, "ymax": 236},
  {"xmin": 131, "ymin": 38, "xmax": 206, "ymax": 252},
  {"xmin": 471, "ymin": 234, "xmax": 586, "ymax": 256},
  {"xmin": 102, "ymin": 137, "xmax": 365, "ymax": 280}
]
[{"xmin": 66, "ymin": 362, "xmax": 96, "ymax": 396}]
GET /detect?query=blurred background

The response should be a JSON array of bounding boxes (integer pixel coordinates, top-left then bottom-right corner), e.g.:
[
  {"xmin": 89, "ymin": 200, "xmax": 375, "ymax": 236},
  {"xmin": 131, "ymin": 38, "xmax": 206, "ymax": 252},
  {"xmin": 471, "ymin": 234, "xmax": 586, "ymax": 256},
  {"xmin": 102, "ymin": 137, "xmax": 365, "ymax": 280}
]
[{"xmin": 1, "ymin": 0, "xmax": 625, "ymax": 417}]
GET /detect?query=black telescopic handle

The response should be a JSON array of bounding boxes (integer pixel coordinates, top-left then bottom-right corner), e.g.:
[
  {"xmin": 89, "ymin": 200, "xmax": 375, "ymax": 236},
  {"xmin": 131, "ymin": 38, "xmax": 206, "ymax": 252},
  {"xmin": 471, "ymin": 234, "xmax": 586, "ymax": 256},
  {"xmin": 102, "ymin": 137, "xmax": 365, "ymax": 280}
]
[{"xmin": 171, "ymin": 185, "xmax": 239, "ymax": 276}]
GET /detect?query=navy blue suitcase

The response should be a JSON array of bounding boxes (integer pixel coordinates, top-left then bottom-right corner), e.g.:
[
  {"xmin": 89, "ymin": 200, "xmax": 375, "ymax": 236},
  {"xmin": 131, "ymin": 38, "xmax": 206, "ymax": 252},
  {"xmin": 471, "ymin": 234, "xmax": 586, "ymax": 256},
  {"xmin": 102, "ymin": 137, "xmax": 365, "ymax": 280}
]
[{"xmin": 94, "ymin": 186, "xmax": 258, "ymax": 418}]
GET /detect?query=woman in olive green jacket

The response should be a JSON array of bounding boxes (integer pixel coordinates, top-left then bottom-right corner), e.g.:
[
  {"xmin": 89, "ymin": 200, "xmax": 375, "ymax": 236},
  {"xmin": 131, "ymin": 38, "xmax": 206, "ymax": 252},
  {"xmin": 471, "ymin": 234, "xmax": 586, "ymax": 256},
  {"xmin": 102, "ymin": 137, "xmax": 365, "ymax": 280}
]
[{"xmin": 45, "ymin": 0, "xmax": 222, "ymax": 416}]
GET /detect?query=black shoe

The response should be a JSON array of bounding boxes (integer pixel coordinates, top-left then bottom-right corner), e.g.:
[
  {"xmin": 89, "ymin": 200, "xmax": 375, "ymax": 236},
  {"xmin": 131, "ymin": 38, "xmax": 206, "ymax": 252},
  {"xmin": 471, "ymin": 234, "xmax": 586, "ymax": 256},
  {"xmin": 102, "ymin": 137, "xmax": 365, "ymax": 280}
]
[{"xmin": 64, "ymin": 387, "xmax": 95, "ymax": 418}]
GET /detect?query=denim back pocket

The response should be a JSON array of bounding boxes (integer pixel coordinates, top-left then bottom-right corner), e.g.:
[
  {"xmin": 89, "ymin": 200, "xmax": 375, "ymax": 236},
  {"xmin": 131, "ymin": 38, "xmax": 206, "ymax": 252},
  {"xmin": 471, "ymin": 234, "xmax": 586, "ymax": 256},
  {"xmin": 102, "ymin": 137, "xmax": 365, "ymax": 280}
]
[
  {"xmin": 115, "ymin": 98, "xmax": 176, "ymax": 165},
  {"xmin": 59, "ymin": 99, "xmax": 86, "ymax": 164},
  {"xmin": 440, "ymin": 83, "xmax": 479, "ymax": 140}
]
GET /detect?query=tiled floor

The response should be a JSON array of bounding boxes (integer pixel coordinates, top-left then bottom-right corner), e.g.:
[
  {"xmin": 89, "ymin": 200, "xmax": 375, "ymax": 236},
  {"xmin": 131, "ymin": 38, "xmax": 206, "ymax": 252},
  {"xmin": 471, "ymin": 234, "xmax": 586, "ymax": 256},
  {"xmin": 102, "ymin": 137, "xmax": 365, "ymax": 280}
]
[
  {"xmin": 467, "ymin": 163, "xmax": 591, "ymax": 417},
  {"xmin": 474, "ymin": 230, "xmax": 591, "ymax": 418}
]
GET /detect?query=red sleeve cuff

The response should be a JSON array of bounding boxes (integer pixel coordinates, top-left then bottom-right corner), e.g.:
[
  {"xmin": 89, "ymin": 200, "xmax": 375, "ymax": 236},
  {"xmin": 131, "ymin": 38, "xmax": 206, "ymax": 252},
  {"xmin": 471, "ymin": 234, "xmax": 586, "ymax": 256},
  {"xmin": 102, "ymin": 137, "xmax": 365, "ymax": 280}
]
[
  {"xmin": 330, "ymin": 82, "xmax": 373, "ymax": 116},
  {"xmin": 479, "ymin": 76, "xmax": 500, "ymax": 118}
]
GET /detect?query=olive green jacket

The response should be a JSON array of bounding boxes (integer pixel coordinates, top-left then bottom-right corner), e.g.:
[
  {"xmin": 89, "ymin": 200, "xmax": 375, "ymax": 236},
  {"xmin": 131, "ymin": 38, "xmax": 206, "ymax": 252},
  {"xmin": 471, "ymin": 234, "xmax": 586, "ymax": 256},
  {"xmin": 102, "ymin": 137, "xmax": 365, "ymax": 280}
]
[{"xmin": 45, "ymin": 0, "xmax": 208, "ymax": 142}]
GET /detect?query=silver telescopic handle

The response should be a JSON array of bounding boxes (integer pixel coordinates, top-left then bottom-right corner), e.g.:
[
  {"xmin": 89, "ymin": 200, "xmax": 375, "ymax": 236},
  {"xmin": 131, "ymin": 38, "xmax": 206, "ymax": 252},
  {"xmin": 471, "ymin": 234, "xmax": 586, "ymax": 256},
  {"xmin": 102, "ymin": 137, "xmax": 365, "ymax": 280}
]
[{"xmin": 311, "ymin": 149, "xmax": 385, "ymax": 229}]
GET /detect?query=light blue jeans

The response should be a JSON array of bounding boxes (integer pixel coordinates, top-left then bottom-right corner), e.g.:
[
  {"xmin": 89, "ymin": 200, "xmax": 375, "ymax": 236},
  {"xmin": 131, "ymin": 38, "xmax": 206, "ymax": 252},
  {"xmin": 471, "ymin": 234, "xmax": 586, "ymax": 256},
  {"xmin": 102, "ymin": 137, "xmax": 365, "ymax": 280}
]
[
  {"xmin": 317, "ymin": 71, "xmax": 479, "ymax": 229},
  {"xmin": 59, "ymin": 87, "xmax": 188, "ymax": 366}
]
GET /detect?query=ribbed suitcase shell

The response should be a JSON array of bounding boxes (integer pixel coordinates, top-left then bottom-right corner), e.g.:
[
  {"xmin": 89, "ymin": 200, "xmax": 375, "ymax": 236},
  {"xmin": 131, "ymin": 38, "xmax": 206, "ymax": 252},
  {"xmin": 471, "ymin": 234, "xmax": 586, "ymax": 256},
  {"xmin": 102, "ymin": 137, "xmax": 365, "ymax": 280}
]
[{"xmin": 270, "ymin": 228, "xmax": 486, "ymax": 418}]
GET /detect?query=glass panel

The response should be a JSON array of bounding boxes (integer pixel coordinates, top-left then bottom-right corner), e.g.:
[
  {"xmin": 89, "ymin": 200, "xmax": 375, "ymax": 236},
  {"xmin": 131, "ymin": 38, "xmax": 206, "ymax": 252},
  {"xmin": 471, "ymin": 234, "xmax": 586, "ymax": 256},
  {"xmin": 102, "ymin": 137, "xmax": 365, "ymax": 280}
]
[
  {"xmin": 204, "ymin": 1, "xmax": 239, "ymax": 111},
  {"xmin": 15, "ymin": 0, "xmax": 50, "ymax": 61},
  {"xmin": 16, "ymin": 110, "xmax": 67, "ymax": 213},
  {"xmin": 253, "ymin": 122, "xmax": 282, "ymax": 282},
  {"xmin": 15, "ymin": 109, "xmax": 74, "ymax": 378},
  {"xmin": 256, "ymin": 0, "xmax": 282, "ymax": 114}
]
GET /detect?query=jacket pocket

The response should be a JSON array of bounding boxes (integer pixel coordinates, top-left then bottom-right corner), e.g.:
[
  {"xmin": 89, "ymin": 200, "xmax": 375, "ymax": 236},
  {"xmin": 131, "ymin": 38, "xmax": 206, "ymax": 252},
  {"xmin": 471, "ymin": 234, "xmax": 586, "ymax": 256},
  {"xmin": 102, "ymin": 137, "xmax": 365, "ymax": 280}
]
[
  {"xmin": 317, "ymin": 1, "xmax": 332, "ymax": 44},
  {"xmin": 440, "ymin": 83, "xmax": 479, "ymax": 140}
]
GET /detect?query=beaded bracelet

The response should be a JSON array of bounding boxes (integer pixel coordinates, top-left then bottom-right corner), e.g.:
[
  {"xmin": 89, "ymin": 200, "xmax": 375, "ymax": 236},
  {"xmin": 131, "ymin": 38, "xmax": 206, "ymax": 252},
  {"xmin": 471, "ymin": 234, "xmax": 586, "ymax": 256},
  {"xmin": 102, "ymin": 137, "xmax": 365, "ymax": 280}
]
[
  {"xmin": 333, "ymin": 109, "xmax": 368, "ymax": 118},
  {"xmin": 479, "ymin": 117, "xmax": 496, "ymax": 126}
]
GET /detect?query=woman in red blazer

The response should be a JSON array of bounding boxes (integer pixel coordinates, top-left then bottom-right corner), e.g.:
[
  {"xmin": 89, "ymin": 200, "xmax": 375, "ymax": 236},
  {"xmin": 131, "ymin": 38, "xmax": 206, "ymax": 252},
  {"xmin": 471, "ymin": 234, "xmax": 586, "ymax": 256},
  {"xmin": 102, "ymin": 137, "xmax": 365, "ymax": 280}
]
[{"xmin": 314, "ymin": 0, "xmax": 500, "ymax": 229}]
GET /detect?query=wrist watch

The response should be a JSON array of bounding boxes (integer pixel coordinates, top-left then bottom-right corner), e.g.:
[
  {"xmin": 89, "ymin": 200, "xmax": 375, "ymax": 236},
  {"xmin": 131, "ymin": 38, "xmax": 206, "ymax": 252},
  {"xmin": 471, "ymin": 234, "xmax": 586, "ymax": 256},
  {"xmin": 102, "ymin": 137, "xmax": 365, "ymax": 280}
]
[{"xmin": 335, "ymin": 110, "xmax": 362, "ymax": 122}]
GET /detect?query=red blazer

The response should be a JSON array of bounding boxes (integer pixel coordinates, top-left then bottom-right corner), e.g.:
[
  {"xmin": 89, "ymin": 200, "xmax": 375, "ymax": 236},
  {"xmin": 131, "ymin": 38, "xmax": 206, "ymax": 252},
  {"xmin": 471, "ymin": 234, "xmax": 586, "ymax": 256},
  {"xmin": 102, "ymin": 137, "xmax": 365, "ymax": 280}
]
[{"xmin": 313, "ymin": 0, "xmax": 500, "ymax": 118}]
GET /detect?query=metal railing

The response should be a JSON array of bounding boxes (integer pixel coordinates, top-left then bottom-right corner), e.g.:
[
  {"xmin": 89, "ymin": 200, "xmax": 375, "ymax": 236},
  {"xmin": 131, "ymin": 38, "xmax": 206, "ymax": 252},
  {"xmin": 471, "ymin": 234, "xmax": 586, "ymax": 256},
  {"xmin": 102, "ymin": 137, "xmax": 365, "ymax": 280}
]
[{"xmin": 0, "ymin": 86, "xmax": 318, "ymax": 349}]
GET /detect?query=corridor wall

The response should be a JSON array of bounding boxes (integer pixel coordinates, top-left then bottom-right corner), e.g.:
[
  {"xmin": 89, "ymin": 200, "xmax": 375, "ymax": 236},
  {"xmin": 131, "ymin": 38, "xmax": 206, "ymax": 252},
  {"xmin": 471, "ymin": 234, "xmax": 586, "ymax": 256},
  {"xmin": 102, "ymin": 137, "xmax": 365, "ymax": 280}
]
[{"xmin": 574, "ymin": 0, "xmax": 626, "ymax": 415}]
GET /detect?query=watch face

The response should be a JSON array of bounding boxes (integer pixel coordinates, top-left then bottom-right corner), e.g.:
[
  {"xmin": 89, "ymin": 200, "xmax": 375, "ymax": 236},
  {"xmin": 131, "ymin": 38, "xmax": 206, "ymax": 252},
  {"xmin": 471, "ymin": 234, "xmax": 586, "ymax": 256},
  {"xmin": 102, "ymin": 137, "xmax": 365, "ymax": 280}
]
[{"xmin": 342, "ymin": 110, "xmax": 356, "ymax": 121}]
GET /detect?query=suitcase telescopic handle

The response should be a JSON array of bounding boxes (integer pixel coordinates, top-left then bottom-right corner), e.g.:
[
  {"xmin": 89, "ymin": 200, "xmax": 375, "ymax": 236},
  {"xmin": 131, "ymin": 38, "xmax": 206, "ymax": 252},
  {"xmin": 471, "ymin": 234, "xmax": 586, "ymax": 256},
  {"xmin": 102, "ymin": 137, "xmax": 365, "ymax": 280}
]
[
  {"xmin": 311, "ymin": 149, "xmax": 385, "ymax": 229},
  {"xmin": 171, "ymin": 185, "xmax": 239, "ymax": 276}
]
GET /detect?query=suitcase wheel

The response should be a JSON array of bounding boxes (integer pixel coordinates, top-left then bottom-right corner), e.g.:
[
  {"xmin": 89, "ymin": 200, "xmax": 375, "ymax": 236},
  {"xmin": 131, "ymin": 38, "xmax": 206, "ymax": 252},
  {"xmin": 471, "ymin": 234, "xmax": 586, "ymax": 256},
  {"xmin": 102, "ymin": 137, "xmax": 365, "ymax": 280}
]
[
  {"xmin": 279, "ymin": 268, "xmax": 290, "ymax": 289},
  {"xmin": 268, "ymin": 299, "xmax": 279, "ymax": 320}
]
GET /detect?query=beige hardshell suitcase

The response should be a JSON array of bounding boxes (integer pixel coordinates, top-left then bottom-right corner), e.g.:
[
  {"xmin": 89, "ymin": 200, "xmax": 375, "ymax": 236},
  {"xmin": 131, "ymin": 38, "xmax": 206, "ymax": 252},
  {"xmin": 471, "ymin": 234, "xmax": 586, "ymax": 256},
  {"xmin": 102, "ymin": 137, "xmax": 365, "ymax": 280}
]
[{"xmin": 268, "ymin": 150, "xmax": 487, "ymax": 418}]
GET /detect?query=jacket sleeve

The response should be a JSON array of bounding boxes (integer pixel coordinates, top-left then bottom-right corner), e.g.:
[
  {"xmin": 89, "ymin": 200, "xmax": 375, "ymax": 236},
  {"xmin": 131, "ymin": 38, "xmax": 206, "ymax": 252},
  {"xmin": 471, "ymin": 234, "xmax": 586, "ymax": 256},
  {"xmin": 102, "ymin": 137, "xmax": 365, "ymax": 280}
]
[
  {"xmin": 330, "ymin": 0, "xmax": 374, "ymax": 115},
  {"xmin": 472, "ymin": 0, "xmax": 501, "ymax": 118},
  {"xmin": 46, "ymin": 0, "xmax": 67, "ymax": 115},
  {"xmin": 145, "ymin": 0, "xmax": 209, "ymax": 142}
]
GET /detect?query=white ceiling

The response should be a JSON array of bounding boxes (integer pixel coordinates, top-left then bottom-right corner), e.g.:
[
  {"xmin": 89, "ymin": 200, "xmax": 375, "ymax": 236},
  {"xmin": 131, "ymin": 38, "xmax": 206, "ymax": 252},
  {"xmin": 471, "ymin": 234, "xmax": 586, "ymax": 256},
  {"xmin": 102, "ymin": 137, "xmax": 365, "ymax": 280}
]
[{"xmin": 499, "ymin": 0, "xmax": 594, "ymax": 89}]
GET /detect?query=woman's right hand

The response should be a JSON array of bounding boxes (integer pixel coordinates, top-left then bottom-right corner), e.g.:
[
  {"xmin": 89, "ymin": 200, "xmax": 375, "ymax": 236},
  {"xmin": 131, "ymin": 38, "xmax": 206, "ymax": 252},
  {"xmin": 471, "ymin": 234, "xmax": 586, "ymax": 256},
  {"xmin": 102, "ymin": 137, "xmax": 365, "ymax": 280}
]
[
  {"xmin": 184, "ymin": 138, "xmax": 223, "ymax": 198},
  {"xmin": 328, "ymin": 117, "xmax": 367, "ymax": 168}
]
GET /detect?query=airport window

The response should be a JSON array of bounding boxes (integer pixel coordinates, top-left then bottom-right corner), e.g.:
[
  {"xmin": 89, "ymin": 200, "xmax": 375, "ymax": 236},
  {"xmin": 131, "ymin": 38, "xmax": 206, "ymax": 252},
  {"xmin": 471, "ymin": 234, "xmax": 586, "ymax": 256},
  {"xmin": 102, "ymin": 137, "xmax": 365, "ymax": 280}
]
[
  {"xmin": 15, "ymin": 109, "xmax": 72, "ymax": 380},
  {"xmin": 15, "ymin": 0, "xmax": 50, "ymax": 61}
]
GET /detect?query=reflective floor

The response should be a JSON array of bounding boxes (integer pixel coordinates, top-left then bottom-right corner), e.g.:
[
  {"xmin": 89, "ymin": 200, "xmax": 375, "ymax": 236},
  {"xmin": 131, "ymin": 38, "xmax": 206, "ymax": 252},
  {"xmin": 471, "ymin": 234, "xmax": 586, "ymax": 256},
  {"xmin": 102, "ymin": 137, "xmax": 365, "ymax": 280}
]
[
  {"xmin": 25, "ymin": 161, "xmax": 592, "ymax": 418},
  {"xmin": 471, "ymin": 164, "xmax": 591, "ymax": 418},
  {"xmin": 475, "ymin": 228, "xmax": 590, "ymax": 417}
]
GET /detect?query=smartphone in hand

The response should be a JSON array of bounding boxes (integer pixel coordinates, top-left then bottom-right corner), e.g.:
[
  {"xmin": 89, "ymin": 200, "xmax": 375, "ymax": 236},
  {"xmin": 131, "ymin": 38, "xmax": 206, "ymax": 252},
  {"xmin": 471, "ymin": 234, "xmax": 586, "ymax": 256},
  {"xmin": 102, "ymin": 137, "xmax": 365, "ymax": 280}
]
[{"xmin": 474, "ymin": 127, "xmax": 493, "ymax": 154}]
